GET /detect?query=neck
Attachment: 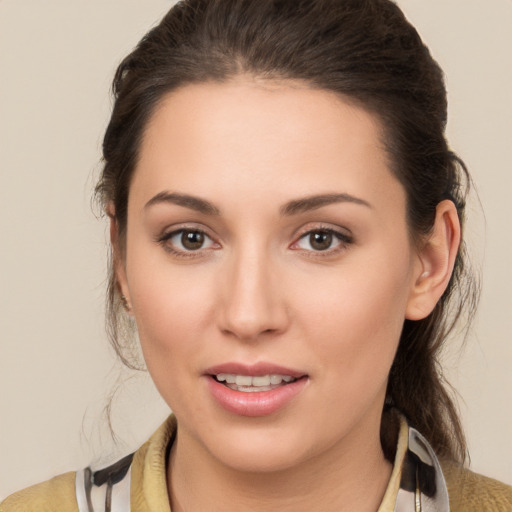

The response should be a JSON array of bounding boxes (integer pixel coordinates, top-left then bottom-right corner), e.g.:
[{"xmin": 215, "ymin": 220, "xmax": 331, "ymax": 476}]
[{"xmin": 168, "ymin": 412, "xmax": 393, "ymax": 512}]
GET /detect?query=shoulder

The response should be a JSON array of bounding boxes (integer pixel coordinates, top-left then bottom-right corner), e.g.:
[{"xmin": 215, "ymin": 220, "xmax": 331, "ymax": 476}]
[
  {"xmin": 0, "ymin": 416, "xmax": 177, "ymax": 512},
  {"xmin": 441, "ymin": 460, "xmax": 512, "ymax": 512},
  {"xmin": 0, "ymin": 472, "xmax": 78, "ymax": 512}
]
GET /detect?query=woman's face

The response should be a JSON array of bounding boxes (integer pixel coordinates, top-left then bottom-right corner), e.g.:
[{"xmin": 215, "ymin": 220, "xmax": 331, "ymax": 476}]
[{"xmin": 118, "ymin": 79, "xmax": 424, "ymax": 472}]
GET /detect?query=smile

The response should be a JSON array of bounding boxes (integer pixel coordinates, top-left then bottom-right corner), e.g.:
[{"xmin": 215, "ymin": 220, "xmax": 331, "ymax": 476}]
[
  {"xmin": 204, "ymin": 363, "xmax": 308, "ymax": 416},
  {"xmin": 214, "ymin": 374, "xmax": 296, "ymax": 392}
]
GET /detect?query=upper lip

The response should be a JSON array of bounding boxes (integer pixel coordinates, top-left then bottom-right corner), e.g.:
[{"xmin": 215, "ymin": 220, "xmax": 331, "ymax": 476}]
[{"xmin": 204, "ymin": 362, "xmax": 307, "ymax": 378}]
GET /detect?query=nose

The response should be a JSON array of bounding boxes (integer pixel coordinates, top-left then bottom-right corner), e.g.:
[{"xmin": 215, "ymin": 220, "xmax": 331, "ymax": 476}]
[{"xmin": 218, "ymin": 247, "xmax": 289, "ymax": 341}]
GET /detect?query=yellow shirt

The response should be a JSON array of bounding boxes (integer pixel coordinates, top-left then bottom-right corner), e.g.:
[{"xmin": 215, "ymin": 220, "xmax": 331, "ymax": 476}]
[{"xmin": 2, "ymin": 415, "xmax": 511, "ymax": 512}]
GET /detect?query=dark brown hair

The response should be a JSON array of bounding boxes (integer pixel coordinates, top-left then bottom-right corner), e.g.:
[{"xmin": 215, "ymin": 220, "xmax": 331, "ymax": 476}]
[{"xmin": 96, "ymin": 0, "xmax": 478, "ymax": 463}]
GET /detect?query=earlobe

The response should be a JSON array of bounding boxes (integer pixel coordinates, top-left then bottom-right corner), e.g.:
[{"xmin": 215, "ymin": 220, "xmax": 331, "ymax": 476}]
[
  {"xmin": 405, "ymin": 200, "xmax": 461, "ymax": 320},
  {"xmin": 108, "ymin": 205, "xmax": 133, "ymax": 314}
]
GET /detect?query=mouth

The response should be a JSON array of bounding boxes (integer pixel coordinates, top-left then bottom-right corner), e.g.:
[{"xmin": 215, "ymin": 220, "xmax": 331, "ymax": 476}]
[
  {"xmin": 212, "ymin": 373, "xmax": 299, "ymax": 392},
  {"xmin": 204, "ymin": 363, "xmax": 308, "ymax": 416}
]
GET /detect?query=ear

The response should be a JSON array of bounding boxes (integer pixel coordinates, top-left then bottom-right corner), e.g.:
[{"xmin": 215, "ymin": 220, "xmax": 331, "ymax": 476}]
[
  {"xmin": 108, "ymin": 203, "xmax": 133, "ymax": 314},
  {"xmin": 405, "ymin": 200, "xmax": 461, "ymax": 320}
]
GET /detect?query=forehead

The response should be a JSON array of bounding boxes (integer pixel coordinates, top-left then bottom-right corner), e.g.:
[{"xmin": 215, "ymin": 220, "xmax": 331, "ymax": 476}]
[{"xmin": 131, "ymin": 78, "xmax": 404, "ymax": 216}]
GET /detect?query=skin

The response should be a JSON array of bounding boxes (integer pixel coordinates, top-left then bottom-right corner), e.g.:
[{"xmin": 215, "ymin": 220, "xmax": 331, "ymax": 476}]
[{"xmin": 114, "ymin": 78, "xmax": 460, "ymax": 511}]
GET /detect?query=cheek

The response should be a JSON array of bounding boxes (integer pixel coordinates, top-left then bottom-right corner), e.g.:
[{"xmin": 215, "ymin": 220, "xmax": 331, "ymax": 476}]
[
  {"xmin": 124, "ymin": 246, "xmax": 217, "ymax": 384},
  {"xmin": 130, "ymin": 279, "xmax": 211, "ymax": 411},
  {"xmin": 297, "ymin": 247, "xmax": 413, "ymax": 395}
]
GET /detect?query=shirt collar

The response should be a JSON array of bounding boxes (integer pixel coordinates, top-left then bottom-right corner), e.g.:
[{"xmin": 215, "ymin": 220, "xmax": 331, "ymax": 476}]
[
  {"xmin": 379, "ymin": 414, "xmax": 450, "ymax": 511},
  {"xmin": 82, "ymin": 413, "xmax": 450, "ymax": 511}
]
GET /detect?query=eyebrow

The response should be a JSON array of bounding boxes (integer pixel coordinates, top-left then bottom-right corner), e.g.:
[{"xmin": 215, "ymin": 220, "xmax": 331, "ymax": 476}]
[
  {"xmin": 144, "ymin": 192, "xmax": 221, "ymax": 215},
  {"xmin": 280, "ymin": 193, "xmax": 372, "ymax": 216},
  {"xmin": 144, "ymin": 191, "xmax": 371, "ymax": 216}
]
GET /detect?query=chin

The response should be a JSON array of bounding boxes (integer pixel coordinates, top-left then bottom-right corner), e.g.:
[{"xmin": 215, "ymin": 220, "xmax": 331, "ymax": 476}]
[
  {"xmin": 193, "ymin": 416, "xmax": 334, "ymax": 474},
  {"xmin": 210, "ymin": 438, "xmax": 311, "ymax": 474}
]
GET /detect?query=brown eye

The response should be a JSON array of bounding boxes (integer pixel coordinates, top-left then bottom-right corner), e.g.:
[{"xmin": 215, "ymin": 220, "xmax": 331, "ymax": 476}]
[
  {"xmin": 163, "ymin": 228, "xmax": 216, "ymax": 253},
  {"xmin": 293, "ymin": 228, "xmax": 351, "ymax": 253},
  {"xmin": 309, "ymin": 231, "xmax": 333, "ymax": 251},
  {"xmin": 181, "ymin": 230, "xmax": 205, "ymax": 250}
]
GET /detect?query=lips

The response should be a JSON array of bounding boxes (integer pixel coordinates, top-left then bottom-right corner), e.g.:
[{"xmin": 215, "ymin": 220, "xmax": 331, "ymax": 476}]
[
  {"xmin": 204, "ymin": 362, "xmax": 308, "ymax": 416},
  {"xmin": 215, "ymin": 373, "xmax": 296, "ymax": 392}
]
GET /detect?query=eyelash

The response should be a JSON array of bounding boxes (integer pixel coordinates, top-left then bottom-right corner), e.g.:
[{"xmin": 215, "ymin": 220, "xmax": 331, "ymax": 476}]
[
  {"xmin": 157, "ymin": 227, "xmax": 218, "ymax": 259},
  {"xmin": 291, "ymin": 226, "xmax": 353, "ymax": 256},
  {"xmin": 157, "ymin": 225, "xmax": 353, "ymax": 259}
]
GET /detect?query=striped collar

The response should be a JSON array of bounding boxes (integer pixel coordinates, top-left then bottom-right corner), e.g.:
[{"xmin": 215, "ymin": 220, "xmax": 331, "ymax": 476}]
[{"xmin": 76, "ymin": 414, "xmax": 449, "ymax": 512}]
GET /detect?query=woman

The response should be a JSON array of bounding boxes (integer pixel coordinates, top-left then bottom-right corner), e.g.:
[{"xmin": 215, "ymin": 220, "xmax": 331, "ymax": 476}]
[{"xmin": 2, "ymin": 0, "xmax": 511, "ymax": 510}]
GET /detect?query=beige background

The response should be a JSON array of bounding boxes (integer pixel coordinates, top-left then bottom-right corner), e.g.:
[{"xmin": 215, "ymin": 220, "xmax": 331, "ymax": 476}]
[{"xmin": 1, "ymin": 0, "xmax": 511, "ymax": 500}]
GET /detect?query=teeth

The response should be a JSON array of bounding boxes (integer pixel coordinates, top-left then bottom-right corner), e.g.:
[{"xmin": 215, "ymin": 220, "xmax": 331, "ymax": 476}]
[
  {"xmin": 252, "ymin": 375, "xmax": 270, "ymax": 386},
  {"xmin": 270, "ymin": 374, "xmax": 282, "ymax": 385},
  {"xmin": 214, "ymin": 373, "xmax": 297, "ymax": 390},
  {"xmin": 235, "ymin": 375, "xmax": 252, "ymax": 386}
]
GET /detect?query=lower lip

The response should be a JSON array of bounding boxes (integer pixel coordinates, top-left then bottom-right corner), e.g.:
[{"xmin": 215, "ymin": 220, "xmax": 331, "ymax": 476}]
[{"xmin": 206, "ymin": 376, "xmax": 308, "ymax": 417}]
